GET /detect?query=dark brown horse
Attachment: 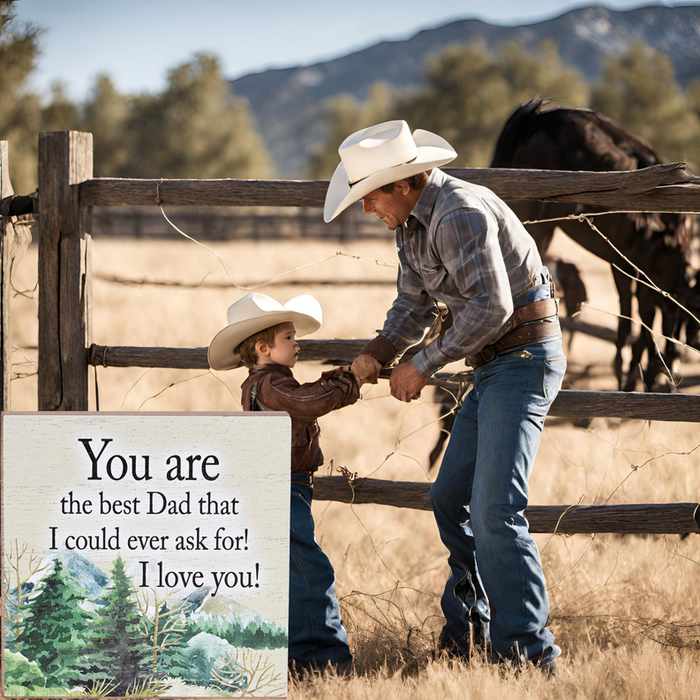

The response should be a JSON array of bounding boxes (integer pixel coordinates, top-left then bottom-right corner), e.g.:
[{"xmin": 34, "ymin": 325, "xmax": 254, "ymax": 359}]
[
  {"xmin": 491, "ymin": 98, "xmax": 698, "ymax": 392},
  {"xmin": 427, "ymin": 100, "xmax": 699, "ymax": 470}
]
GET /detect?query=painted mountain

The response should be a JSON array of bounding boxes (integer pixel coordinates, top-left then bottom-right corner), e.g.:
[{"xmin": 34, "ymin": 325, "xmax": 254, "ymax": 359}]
[{"xmin": 229, "ymin": 4, "xmax": 700, "ymax": 176}]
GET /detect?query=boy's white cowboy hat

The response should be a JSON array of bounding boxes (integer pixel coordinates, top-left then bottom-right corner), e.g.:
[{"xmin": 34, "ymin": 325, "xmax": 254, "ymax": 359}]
[
  {"xmin": 208, "ymin": 293, "xmax": 322, "ymax": 371},
  {"xmin": 323, "ymin": 119, "xmax": 457, "ymax": 223}
]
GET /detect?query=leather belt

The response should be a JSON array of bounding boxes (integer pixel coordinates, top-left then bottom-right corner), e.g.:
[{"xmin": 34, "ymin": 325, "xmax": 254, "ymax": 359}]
[{"xmin": 468, "ymin": 298, "xmax": 559, "ymax": 369}]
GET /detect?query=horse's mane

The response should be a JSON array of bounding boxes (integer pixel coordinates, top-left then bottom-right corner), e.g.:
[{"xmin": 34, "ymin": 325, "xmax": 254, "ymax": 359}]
[{"xmin": 490, "ymin": 98, "xmax": 660, "ymax": 170}]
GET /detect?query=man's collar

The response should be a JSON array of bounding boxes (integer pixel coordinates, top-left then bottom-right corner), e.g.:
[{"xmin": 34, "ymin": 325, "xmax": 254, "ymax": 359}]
[{"xmin": 410, "ymin": 169, "xmax": 447, "ymax": 228}]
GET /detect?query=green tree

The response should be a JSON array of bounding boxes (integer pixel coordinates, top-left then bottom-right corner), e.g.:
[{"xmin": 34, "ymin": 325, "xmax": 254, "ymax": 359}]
[
  {"xmin": 688, "ymin": 79, "xmax": 700, "ymax": 116},
  {"xmin": 154, "ymin": 601, "xmax": 192, "ymax": 680},
  {"xmin": 398, "ymin": 42, "xmax": 510, "ymax": 166},
  {"xmin": 308, "ymin": 81, "xmax": 396, "ymax": 179},
  {"xmin": 312, "ymin": 40, "xmax": 589, "ymax": 173},
  {"xmin": 41, "ymin": 82, "xmax": 80, "ymax": 132},
  {"xmin": 399, "ymin": 39, "xmax": 588, "ymax": 166},
  {"xmin": 85, "ymin": 555, "xmax": 149, "ymax": 695},
  {"xmin": 3, "ymin": 650, "xmax": 46, "ymax": 689},
  {"xmin": 0, "ymin": 0, "xmax": 42, "ymax": 194},
  {"xmin": 124, "ymin": 53, "xmax": 271, "ymax": 178},
  {"xmin": 83, "ymin": 74, "xmax": 130, "ymax": 177},
  {"xmin": 18, "ymin": 557, "xmax": 93, "ymax": 687},
  {"xmin": 499, "ymin": 39, "xmax": 588, "ymax": 108},
  {"xmin": 591, "ymin": 41, "xmax": 700, "ymax": 167},
  {"xmin": 136, "ymin": 587, "xmax": 188, "ymax": 674},
  {"xmin": 683, "ymin": 78, "xmax": 700, "ymax": 171}
]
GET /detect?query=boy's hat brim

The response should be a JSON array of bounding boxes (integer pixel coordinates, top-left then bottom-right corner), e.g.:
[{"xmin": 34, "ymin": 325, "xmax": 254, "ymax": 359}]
[
  {"xmin": 323, "ymin": 122, "xmax": 457, "ymax": 223},
  {"xmin": 208, "ymin": 293, "xmax": 322, "ymax": 371}
]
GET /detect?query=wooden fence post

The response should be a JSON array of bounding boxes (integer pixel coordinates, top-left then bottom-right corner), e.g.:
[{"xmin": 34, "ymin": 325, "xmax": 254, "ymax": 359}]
[
  {"xmin": 38, "ymin": 131, "xmax": 93, "ymax": 411},
  {"xmin": 0, "ymin": 141, "xmax": 13, "ymax": 410}
]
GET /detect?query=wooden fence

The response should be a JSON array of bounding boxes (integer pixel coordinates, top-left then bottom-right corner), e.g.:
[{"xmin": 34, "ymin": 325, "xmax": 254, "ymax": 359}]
[{"xmin": 2, "ymin": 131, "xmax": 700, "ymax": 535}]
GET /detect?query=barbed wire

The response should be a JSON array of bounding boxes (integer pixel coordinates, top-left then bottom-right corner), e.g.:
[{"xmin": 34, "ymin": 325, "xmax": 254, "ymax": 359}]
[
  {"xmin": 86, "ymin": 203, "xmax": 700, "ymax": 587},
  {"xmin": 7, "ymin": 200, "xmax": 700, "ymax": 649}
]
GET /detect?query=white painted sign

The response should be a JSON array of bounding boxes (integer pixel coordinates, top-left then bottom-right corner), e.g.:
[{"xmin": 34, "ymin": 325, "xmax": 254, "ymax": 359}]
[{"xmin": 2, "ymin": 413, "xmax": 290, "ymax": 698}]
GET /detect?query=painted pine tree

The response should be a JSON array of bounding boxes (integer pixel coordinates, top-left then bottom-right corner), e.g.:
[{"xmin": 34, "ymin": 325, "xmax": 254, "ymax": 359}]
[
  {"xmin": 84, "ymin": 555, "xmax": 150, "ymax": 695},
  {"xmin": 18, "ymin": 557, "xmax": 93, "ymax": 688},
  {"xmin": 156, "ymin": 602, "xmax": 192, "ymax": 680}
]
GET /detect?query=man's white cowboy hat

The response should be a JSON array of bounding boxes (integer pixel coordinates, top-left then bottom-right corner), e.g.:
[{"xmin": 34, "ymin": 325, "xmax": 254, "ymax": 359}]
[
  {"xmin": 323, "ymin": 120, "xmax": 457, "ymax": 223},
  {"xmin": 208, "ymin": 293, "xmax": 322, "ymax": 371}
]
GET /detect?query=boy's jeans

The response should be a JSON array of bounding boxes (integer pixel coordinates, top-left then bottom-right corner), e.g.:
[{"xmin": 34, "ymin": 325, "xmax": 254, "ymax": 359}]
[
  {"xmin": 289, "ymin": 474, "xmax": 351, "ymax": 667},
  {"xmin": 430, "ymin": 322, "xmax": 566, "ymax": 660}
]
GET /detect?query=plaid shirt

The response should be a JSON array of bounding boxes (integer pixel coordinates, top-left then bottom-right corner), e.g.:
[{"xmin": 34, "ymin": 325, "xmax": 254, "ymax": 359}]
[{"xmin": 379, "ymin": 169, "xmax": 544, "ymax": 377}]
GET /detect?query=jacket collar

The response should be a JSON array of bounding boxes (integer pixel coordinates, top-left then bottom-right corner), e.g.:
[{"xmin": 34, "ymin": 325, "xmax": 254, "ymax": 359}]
[
  {"xmin": 410, "ymin": 168, "xmax": 447, "ymax": 229},
  {"xmin": 248, "ymin": 363, "xmax": 293, "ymax": 377}
]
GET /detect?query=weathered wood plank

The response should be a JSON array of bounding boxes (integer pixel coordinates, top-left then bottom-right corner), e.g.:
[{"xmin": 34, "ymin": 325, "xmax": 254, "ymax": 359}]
[
  {"xmin": 79, "ymin": 164, "xmax": 700, "ymax": 213},
  {"xmin": 0, "ymin": 142, "xmax": 12, "ymax": 410},
  {"xmin": 312, "ymin": 477, "xmax": 700, "ymax": 534},
  {"xmin": 88, "ymin": 345, "xmax": 211, "ymax": 370},
  {"xmin": 549, "ymin": 390, "xmax": 700, "ymax": 421},
  {"xmin": 81, "ymin": 178, "xmax": 329, "ymax": 208},
  {"xmin": 86, "ymin": 343, "xmax": 700, "ymax": 421},
  {"xmin": 87, "ymin": 340, "xmax": 372, "ymax": 369},
  {"xmin": 38, "ymin": 131, "xmax": 93, "ymax": 410}
]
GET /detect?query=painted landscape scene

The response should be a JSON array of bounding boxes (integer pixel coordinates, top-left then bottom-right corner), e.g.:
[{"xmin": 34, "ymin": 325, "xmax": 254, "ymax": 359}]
[{"xmin": 3, "ymin": 550, "xmax": 287, "ymax": 697}]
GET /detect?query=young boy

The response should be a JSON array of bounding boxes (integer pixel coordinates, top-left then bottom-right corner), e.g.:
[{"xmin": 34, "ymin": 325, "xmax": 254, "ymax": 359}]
[{"xmin": 208, "ymin": 293, "xmax": 360, "ymax": 674}]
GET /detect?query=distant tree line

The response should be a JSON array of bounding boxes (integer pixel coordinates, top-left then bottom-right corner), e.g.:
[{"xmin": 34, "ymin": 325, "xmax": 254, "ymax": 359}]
[
  {"xmin": 309, "ymin": 38, "xmax": 700, "ymax": 178},
  {"xmin": 185, "ymin": 612, "xmax": 287, "ymax": 650},
  {"xmin": 0, "ymin": 0, "xmax": 272, "ymax": 194},
  {"xmin": 2, "ymin": 0, "xmax": 700, "ymax": 195}
]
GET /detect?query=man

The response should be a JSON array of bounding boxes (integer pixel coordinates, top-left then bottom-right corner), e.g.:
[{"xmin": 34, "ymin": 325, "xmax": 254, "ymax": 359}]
[{"xmin": 324, "ymin": 120, "xmax": 566, "ymax": 671}]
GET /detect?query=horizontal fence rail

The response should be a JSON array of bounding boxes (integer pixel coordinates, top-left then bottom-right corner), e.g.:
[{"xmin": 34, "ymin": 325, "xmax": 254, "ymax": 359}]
[
  {"xmin": 89, "ymin": 321, "xmax": 616, "ymax": 369},
  {"xmin": 312, "ymin": 477, "xmax": 700, "ymax": 535},
  {"xmin": 79, "ymin": 163, "xmax": 700, "ymax": 213},
  {"xmin": 87, "ymin": 342, "xmax": 700, "ymax": 422},
  {"xmin": 88, "ymin": 339, "xmax": 373, "ymax": 369}
]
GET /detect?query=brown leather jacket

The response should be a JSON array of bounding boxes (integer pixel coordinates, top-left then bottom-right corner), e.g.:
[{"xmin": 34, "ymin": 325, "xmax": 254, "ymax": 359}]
[{"xmin": 241, "ymin": 364, "xmax": 360, "ymax": 473}]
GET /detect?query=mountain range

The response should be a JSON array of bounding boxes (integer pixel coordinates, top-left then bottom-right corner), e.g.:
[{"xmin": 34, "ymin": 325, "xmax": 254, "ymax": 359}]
[
  {"xmin": 229, "ymin": 4, "xmax": 700, "ymax": 177},
  {"xmin": 11, "ymin": 552, "xmax": 261, "ymax": 624}
]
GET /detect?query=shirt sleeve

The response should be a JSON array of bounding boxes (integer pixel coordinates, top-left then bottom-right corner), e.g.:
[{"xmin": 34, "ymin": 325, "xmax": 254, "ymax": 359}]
[
  {"xmin": 256, "ymin": 368, "xmax": 359, "ymax": 420},
  {"xmin": 412, "ymin": 208, "xmax": 513, "ymax": 377},
  {"xmin": 378, "ymin": 238, "xmax": 438, "ymax": 354}
]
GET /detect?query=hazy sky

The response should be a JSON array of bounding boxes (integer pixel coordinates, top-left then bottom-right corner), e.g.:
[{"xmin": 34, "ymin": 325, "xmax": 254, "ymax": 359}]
[{"xmin": 15, "ymin": 0, "xmax": 697, "ymax": 101}]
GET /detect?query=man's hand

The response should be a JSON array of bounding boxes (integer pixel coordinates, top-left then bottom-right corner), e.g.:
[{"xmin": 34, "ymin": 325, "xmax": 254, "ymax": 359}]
[
  {"xmin": 390, "ymin": 360, "xmax": 428, "ymax": 402},
  {"xmin": 351, "ymin": 354, "xmax": 383, "ymax": 385}
]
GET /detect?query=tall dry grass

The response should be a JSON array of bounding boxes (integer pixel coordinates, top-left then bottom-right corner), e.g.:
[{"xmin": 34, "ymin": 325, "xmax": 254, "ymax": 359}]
[{"xmin": 9, "ymin": 229, "xmax": 700, "ymax": 698}]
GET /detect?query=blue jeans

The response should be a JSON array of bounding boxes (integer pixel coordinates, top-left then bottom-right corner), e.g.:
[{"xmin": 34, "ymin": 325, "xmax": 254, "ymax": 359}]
[
  {"xmin": 430, "ymin": 300, "xmax": 566, "ymax": 660},
  {"xmin": 289, "ymin": 474, "xmax": 351, "ymax": 666}
]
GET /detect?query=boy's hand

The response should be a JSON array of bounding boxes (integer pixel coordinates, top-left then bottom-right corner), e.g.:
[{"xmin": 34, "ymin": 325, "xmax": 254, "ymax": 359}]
[
  {"xmin": 350, "ymin": 354, "xmax": 382, "ymax": 385},
  {"xmin": 326, "ymin": 367, "xmax": 361, "ymax": 407}
]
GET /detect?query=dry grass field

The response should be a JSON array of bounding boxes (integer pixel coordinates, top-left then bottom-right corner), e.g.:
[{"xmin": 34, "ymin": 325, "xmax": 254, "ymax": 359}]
[{"xmin": 8, "ymin": 226, "xmax": 700, "ymax": 698}]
